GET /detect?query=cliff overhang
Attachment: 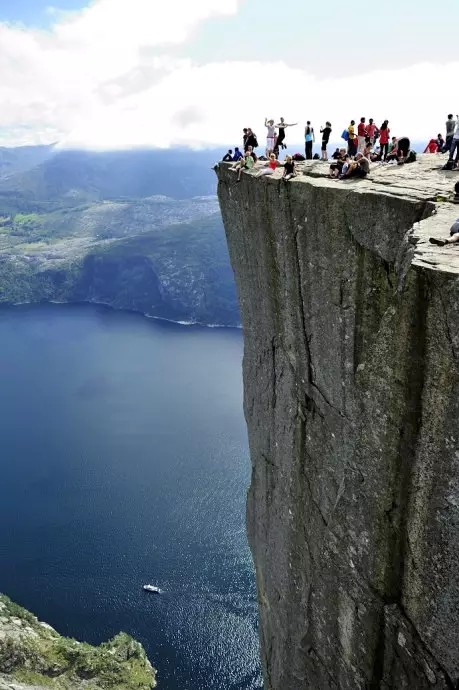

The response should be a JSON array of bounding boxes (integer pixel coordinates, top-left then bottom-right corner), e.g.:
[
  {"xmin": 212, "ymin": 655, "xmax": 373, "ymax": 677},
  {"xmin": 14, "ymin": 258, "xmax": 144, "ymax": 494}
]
[{"xmin": 217, "ymin": 156, "xmax": 459, "ymax": 689}]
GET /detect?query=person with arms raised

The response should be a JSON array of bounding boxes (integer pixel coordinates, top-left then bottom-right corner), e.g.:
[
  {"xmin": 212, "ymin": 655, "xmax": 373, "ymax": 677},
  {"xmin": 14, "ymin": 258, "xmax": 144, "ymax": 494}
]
[{"xmin": 275, "ymin": 117, "xmax": 297, "ymax": 151}]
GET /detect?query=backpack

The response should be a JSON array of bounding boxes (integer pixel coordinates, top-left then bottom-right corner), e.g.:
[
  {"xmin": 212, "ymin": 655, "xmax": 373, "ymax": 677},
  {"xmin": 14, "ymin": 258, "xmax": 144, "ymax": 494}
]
[
  {"xmin": 341, "ymin": 129, "xmax": 349, "ymax": 142},
  {"xmin": 292, "ymin": 153, "xmax": 305, "ymax": 161},
  {"xmin": 443, "ymin": 159, "xmax": 456, "ymax": 171},
  {"xmin": 405, "ymin": 150, "xmax": 416, "ymax": 164}
]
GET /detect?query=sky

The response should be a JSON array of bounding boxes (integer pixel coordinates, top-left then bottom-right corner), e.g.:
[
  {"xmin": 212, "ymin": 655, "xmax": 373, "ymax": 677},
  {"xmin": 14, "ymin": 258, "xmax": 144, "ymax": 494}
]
[{"xmin": 0, "ymin": 0, "xmax": 458, "ymax": 150}]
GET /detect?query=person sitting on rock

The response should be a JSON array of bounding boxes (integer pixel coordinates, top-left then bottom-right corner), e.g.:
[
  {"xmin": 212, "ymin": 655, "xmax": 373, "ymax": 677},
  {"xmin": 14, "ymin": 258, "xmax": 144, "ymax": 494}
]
[
  {"xmin": 371, "ymin": 145, "xmax": 381, "ymax": 161},
  {"xmin": 394, "ymin": 137, "xmax": 410, "ymax": 164},
  {"xmin": 246, "ymin": 145, "xmax": 258, "ymax": 163},
  {"xmin": 282, "ymin": 155, "xmax": 296, "ymax": 181},
  {"xmin": 424, "ymin": 139, "xmax": 438, "ymax": 154},
  {"xmin": 329, "ymin": 150, "xmax": 348, "ymax": 177},
  {"xmin": 222, "ymin": 149, "xmax": 233, "ymax": 162},
  {"xmin": 429, "ymin": 218, "xmax": 459, "ymax": 246},
  {"xmin": 363, "ymin": 141, "xmax": 373, "ymax": 159},
  {"xmin": 331, "ymin": 147, "xmax": 341, "ymax": 160},
  {"xmin": 454, "ymin": 181, "xmax": 459, "ymax": 204},
  {"xmin": 385, "ymin": 137, "xmax": 399, "ymax": 162},
  {"xmin": 437, "ymin": 133, "xmax": 445, "ymax": 151},
  {"xmin": 256, "ymin": 153, "xmax": 279, "ymax": 177},
  {"xmin": 231, "ymin": 150, "xmax": 255, "ymax": 182},
  {"xmin": 232, "ymin": 147, "xmax": 243, "ymax": 161},
  {"xmin": 341, "ymin": 152, "xmax": 370, "ymax": 179}
]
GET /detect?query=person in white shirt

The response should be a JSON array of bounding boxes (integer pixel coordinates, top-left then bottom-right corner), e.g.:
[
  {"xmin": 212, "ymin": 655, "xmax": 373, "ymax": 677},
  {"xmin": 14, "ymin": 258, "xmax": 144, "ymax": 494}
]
[{"xmin": 264, "ymin": 118, "xmax": 276, "ymax": 156}]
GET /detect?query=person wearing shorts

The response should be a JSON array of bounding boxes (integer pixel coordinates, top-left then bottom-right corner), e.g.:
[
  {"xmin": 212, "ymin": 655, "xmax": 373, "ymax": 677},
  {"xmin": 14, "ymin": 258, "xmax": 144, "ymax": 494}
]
[{"xmin": 320, "ymin": 122, "xmax": 332, "ymax": 160}]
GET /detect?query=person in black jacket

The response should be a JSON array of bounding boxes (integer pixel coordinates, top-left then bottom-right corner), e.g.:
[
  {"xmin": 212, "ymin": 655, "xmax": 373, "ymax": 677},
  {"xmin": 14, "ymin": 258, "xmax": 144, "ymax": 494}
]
[
  {"xmin": 244, "ymin": 128, "xmax": 258, "ymax": 151},
  {"xmin": 320, "ymin": 122, "xmax": 332, "ymax": 160}
]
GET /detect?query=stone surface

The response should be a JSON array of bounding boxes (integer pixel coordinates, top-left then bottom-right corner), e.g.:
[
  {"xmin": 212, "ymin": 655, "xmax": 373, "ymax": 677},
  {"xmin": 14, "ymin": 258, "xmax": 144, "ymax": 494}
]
[{"xmin": 217, "ymin": 155, "xmax": 459, "ymax": 689}]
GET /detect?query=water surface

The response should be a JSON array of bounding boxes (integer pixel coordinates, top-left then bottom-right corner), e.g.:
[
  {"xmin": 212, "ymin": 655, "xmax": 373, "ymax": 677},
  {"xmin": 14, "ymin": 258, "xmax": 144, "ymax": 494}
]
[{"xmin": 0, "ymin": 303, "xmax": 262, "ymax": 690}]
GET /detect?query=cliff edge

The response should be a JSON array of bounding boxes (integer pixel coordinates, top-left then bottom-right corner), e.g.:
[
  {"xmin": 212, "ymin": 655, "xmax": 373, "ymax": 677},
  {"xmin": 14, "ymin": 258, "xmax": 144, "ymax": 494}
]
[
  {"xmin": 217, "ymin": 156, "xmax": 459, "ymax": 689},
  {"xmin": 0, "ymin": 595, "xmax": 156, "ymax": 689}
]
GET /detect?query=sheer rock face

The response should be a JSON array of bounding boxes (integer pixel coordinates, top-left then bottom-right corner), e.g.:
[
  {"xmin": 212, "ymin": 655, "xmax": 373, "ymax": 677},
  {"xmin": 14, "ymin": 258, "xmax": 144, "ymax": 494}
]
[{"xmin": 217, "ymin": 157, "xmax": 459, "ymax": 690}]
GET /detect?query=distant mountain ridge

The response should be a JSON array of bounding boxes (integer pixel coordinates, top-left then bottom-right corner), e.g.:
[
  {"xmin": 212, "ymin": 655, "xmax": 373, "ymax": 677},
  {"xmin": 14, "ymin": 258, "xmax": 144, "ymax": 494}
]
[
  {"xmin": 0, "ymin": 146, "xmax": 223, "ymax": 201},
  {"xmin": 0, "ymin": 146, "xmax": 239, "ymax": 326}
]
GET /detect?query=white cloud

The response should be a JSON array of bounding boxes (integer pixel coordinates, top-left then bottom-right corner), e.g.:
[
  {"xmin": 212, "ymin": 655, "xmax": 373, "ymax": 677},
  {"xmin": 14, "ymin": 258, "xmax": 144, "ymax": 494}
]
[{"xmin": 0, "ymin": 1, "xmax": 457, "ymax": 150}]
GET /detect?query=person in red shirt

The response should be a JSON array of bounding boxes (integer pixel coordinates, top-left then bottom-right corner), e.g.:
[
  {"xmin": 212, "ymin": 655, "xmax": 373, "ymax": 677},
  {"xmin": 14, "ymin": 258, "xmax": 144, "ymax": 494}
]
[
  {"xmin": 357, "ymin": 117, "xmax": 367, "ymax": 153},
  {"xmin": 379, "ymin": 120, "xmax": 390, "ymax": 160},
  {"xmin": 366, "ymin": 118, "xmax": 379, "ymax": 144},
  {"xmin": 424, "ymin": 139, "xmax": 438, "ymax": 153}
]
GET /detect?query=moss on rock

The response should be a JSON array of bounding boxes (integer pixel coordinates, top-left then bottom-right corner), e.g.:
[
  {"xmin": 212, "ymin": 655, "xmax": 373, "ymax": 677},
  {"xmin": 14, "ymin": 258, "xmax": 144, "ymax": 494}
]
[{"xmin": 0, "ymin": 595, "xmax": 156, "ymax": 689}]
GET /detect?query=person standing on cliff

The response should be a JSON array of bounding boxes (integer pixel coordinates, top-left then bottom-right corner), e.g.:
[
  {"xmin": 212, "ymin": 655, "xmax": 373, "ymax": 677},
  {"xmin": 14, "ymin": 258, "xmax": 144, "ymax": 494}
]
[
  {"xmin": 448, "ymin": 118, "xmax": 459, "ymax": 166},
  {"xmin": 264, "ymin": 119, "xmax": 276, "ymax": 156},
  {"xmin": 304, "ymin": 121, "xmax": 315, "ymax": 159},
  {"xmin": 444, "ymin": 114, "xmax": 457, "ymax": 153},
  {"xmin": 379, "ymin": 120, "xmax": 390, "ymax": 160},
  {"xmin": 357, "ymin": 118, "xmax": 367, "ymax": 153},
  {"xmin": 320, "ymin": 122, "xmax": 332, "ymax": 160},
  {"xmin": 347, "ymin": 120, "xmax": 357, "ymax": 156},
  {"xmin": 245, "ymin": 128, "xmax": 258, "ymax": 152},
  {"xmin": 366, "ymin": 118, "xmax": 379, "ymax": 145}
]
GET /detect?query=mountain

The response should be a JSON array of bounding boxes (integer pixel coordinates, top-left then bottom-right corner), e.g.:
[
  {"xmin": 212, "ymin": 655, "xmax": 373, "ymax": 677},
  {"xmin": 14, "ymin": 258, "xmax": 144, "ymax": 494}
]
[
  {"xmin": 0, "ymin": 147, "xmax": 222, "ymax": 201},
  {"xmin": 0, "ymin": 146, "xmax": 239, "ymax": 325},
  {"xmin": 0, "ymin": 144, "xmax": 56, "ymax": 179}
]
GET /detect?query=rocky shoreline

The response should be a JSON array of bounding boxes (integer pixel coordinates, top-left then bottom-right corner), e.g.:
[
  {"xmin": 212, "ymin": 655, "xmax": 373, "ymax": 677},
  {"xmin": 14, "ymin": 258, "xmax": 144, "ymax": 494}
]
[{"xmin": 0, "ymin": 595, "xmax": 156, "ymax": 690}]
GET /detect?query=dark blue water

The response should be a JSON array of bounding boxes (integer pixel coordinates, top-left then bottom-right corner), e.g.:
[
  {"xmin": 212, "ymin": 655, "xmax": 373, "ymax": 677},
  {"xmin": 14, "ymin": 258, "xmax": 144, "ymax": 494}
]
[{"xmin": 0, "ymin": 303, "xmax": 262, "ymax": 690}]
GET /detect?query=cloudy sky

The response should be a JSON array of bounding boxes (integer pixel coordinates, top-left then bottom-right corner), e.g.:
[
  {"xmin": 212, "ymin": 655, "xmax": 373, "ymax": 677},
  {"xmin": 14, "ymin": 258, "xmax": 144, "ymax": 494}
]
[{"xmin": 0, "ymin": 0, "xmax": 458, "ymax": 150}]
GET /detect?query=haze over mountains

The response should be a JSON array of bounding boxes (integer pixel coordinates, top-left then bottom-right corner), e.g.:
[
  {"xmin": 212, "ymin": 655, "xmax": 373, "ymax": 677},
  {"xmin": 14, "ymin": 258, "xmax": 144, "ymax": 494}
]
[{"xmin": 0, "ymin": 145, "xmax": 239, "ymax": 326}]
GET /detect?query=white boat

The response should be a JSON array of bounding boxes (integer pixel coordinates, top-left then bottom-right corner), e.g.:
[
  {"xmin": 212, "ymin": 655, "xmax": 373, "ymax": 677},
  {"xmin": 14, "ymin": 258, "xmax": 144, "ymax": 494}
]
[{"xmin": 143, "ymin": 584, "xmax": 162, "ymax": 593}]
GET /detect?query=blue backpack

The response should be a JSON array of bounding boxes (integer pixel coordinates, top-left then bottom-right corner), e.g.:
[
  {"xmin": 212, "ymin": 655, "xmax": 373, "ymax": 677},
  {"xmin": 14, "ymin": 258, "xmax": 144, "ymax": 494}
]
[{"xmin": 341, "ymin": 129, "xmax": 349, "ymax": 142}]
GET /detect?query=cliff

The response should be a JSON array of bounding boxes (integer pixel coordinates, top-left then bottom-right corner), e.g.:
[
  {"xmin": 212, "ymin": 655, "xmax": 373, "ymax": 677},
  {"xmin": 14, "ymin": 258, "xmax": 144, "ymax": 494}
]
[
  {"xmin": 217, "ymin": 156, "xmax": 459, "ymax": 689},
  {"xmin": 0, "ymin": 595, "xmax": 156, "ymax": 689}
]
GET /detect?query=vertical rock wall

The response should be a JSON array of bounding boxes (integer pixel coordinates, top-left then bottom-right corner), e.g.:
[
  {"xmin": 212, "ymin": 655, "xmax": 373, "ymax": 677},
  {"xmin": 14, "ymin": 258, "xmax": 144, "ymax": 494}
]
[{"xmin": 217, "ymin": 160, "xmax": 459, "ymax": 689}]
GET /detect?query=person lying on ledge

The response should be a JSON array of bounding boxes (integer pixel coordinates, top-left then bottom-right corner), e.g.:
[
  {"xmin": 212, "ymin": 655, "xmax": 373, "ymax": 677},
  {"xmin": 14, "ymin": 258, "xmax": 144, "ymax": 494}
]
[
  {"xmin": 429, "ymin": 218, "xmax": 459, "ymax": 246},
  {"xmin": 340, "ymin": 152, "xmax": 370, "ymax": 179}
]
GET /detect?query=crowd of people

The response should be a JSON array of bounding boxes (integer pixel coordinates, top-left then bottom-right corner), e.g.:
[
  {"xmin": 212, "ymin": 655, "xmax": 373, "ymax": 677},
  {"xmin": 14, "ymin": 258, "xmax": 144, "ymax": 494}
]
[{"xmin": 221, "ymin": 113, "xmax": 459, "ymax": 183}]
